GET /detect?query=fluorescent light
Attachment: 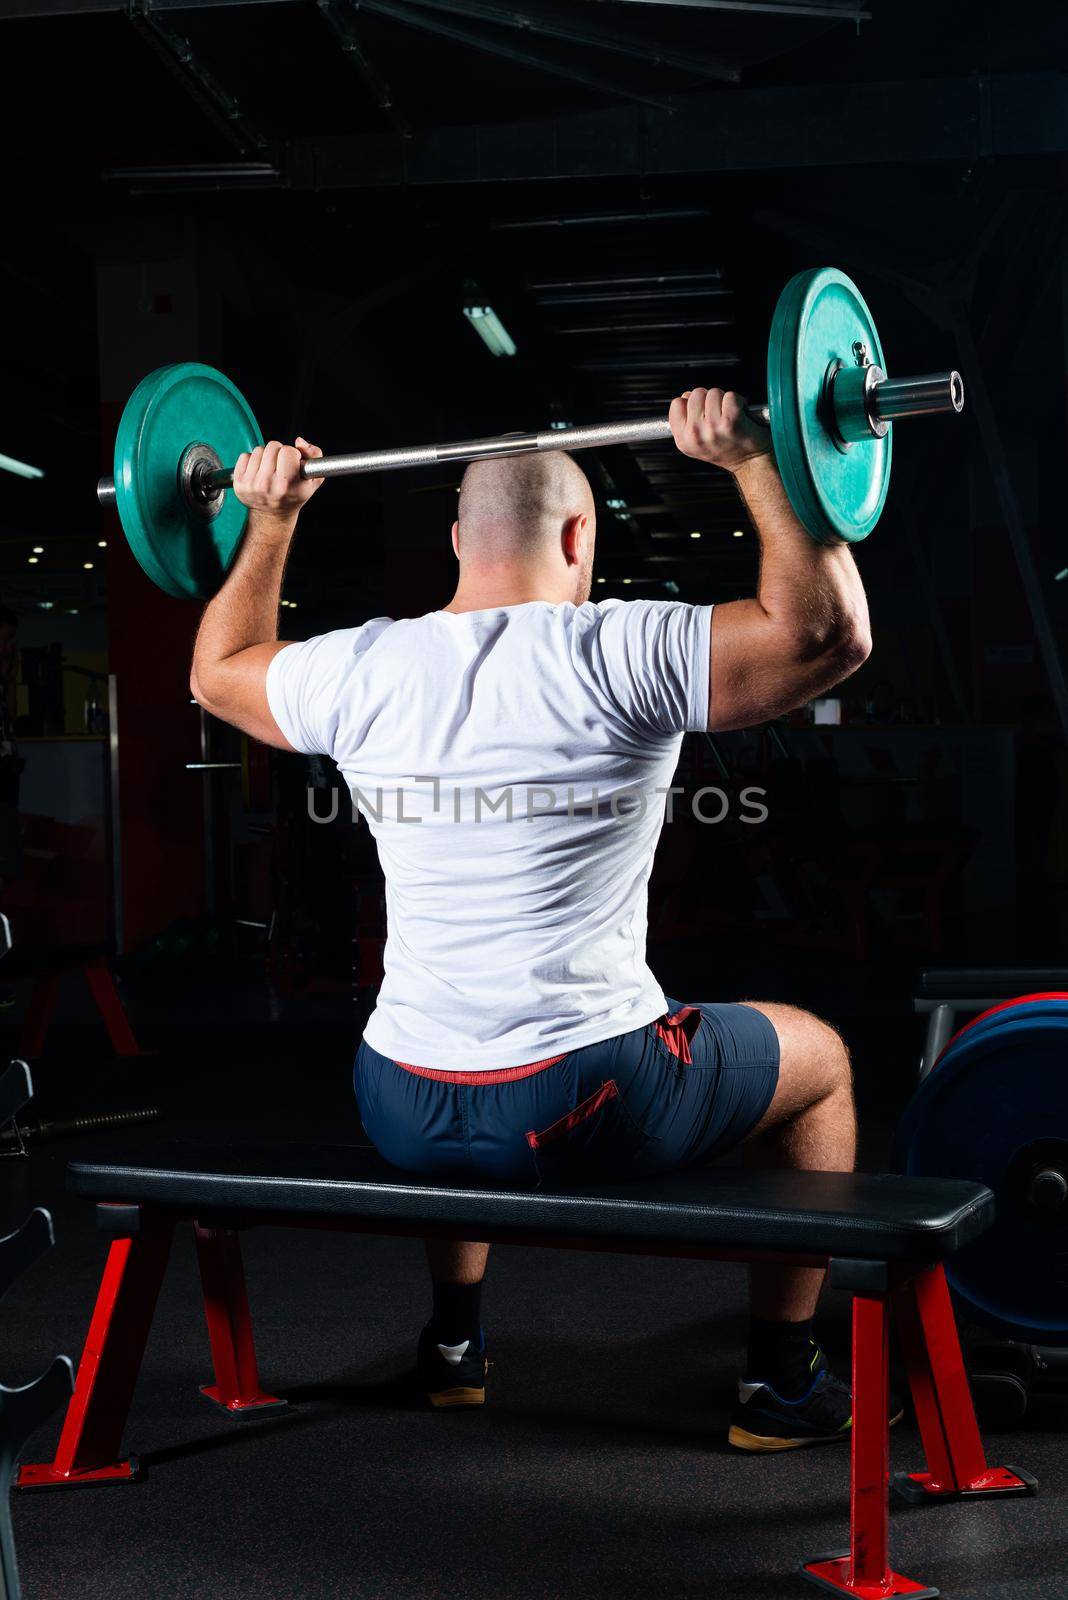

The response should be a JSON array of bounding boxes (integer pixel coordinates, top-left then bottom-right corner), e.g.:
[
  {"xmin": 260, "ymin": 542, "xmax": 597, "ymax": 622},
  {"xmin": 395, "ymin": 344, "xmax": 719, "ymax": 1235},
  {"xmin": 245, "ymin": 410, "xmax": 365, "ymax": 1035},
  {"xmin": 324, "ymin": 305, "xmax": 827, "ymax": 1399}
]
[
  {"xmin": 550, "ymin": 420, "xmax": 571, "ymax": 431},
  {"xmin": 690, "ymin": 531, "xmax": 702, "ymax": 539},
  {"xmin": 596, "ymin": 577, "xmax": 606, "ymax": 584},
  {"xmin": 732, "ymin": 529, "xmax": 744, "ymax": 538},
  {"xmin": 32, "ymin": 545, "xmax": 43, "ymax": 554},
  {"xmin": 463, "ymin": 301, "xmax": 517, "ymax": 358},
  {"xmin": 1056, "ymin": 568, "xmax": 1068, "ymax": 582},
  {"xmin": 0, "ymin": 452, "xmax": 44, "ymax": 480},
  {"xmin": 97, "ymin": 539, "xmax": 107, "ymax": 548},
  {"xmin": 622, "ymin": 577, "xmax": 632, "ymax": 585},
  {"xmin": 607, "ymin": 497, "xmax": 626, "ymax": 510},
  {"xmin": 38, "ymin": 600, "xmax": 54, "ymax": 611},
  {"xmin": 27, "ymin": 556, "xmax": 38, "ymax": 565},
  {"xmin": 83, "ymin": 562, "xmax": 94, "ymax": 570}
]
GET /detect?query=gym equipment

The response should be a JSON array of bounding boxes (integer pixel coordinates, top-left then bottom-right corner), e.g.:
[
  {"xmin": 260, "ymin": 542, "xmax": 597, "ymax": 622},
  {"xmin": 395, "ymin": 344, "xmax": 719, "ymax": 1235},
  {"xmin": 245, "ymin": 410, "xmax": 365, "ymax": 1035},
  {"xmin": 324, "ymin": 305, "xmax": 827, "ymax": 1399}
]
[
  {"xmin": 18, "ymin": 945, "xmax": 142, "ymax": 1061},
  {"xmin": 0, "ymin": 1103, "xmax": 160, "ymax": 1156},
  {"xmin": 768, "ymin": 267, "xmax": 895, "ymax": 543},
  {"xmin": 965, "ymin": 1338, "xmax": 1068, "ymax": 1431},
  {"xmin": 914, "ymin": 966, "xmax": 1068, "ymax": 1076},
  {"xmin": 0, "ymin": 1059, "xmax": 74, "ymax": 1600},
  {"xmin": 16, "ymin": 1140, "xmax": 1034, "ymax": 1600},
  {"xmin": 97, "ymin": 267, "xmax": 965, "ymax": 599},
  {"xmin": 897, "ymin": 994, "xmax": 1068, "ymax": 1348},
  {"xmin": 110, "ymin": 365, "xmax": 261, "ymax": 599}
]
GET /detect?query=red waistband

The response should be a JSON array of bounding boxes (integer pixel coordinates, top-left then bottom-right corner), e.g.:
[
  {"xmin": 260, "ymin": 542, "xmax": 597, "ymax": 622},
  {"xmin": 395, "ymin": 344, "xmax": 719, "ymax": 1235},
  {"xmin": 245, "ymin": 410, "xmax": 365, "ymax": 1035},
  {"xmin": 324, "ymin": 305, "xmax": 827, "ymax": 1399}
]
[
  {"xmin": 389, "ymin": 1005, "xmax": 702, "ymax": 1084},
  {"xmin": 391, "ymin": 1053, "xmax": 568, "ymax": 1085}
]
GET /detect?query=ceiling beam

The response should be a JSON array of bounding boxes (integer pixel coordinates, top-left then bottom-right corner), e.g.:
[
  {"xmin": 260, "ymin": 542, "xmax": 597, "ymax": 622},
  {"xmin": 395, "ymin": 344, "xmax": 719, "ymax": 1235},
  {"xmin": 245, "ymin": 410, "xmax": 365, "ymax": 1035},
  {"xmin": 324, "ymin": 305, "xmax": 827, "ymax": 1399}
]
[
  {"xmin": 299, "ymin": 73, "xmax": 1068, "ymax": 189},
  {"xmin": 317, "ymin": 0, "xmax": 410, "ymax": 136},
  {"xmin": 0, "ymin": 0, "xmax": 291, "ymax": 14},
  {"xmin": 581, "ymin": 0, "xmax": 868, "ymax": 18},
  {"xmin": 391, "ymin": 0, "xmax": 739, "ymax": 84},
  {"xmin": 356, "ymin": 0, "xmax": 678, "ymax": 113},
  {"xmin": 126, "ymin": 0, "xmax": 270, "ymax": 156},
  {"xmin": 0, "ymin": 0, "xmax": 865, "ymax": 13}
]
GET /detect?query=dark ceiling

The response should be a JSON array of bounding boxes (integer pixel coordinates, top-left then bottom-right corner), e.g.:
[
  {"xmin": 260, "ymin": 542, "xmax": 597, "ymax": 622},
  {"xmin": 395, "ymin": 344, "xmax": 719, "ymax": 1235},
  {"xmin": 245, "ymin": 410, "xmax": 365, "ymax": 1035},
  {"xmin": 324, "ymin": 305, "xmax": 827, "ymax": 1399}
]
[{"xmin": 1, "ymin": 0, "xmax": 1066, "ymax": 628}]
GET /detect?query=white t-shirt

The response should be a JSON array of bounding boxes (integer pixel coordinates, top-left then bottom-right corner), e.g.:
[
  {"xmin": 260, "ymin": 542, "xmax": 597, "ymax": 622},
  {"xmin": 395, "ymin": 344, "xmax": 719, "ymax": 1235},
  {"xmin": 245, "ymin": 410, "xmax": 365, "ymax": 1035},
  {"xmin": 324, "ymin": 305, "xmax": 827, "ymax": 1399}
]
[{"xmin": 266, "ymin": 599, "xmax": 712, "ymax": 1069}]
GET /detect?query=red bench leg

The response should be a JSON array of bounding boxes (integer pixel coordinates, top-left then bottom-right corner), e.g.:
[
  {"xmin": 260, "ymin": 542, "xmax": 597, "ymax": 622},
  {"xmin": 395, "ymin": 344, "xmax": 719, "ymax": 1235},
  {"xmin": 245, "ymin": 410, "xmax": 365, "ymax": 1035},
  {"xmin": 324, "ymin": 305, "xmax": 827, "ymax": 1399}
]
[
  {"xmin": 19, "ymin": 972, "xmax": 60, "ymax": 1059},
  {"xmin": 82, "ymin": 957, "xmax": 142, "ymax": 1058},
  {"xmin": 16, "ymin": 1217, "xmax": 174, "ymax": 1489},
  {"xmin": 890, "ymin": 1265, "xmax": 1036, "ymax": 1504},
  {"xmin": 194, "ymin": 1225, "xmax": 286, "ymax": 1416},
  {"xmin": 803, "ymin": 1293, "xmax": 938, "ymax": 1599}
]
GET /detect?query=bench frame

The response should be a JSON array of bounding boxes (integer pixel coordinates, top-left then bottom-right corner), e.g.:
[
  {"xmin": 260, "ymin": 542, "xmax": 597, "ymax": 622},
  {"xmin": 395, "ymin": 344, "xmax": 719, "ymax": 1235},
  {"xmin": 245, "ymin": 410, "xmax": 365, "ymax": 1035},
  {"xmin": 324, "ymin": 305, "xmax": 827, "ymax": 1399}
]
[
  {"xmin": 17, "ymin": 1205, "xmax": 1035, "ymax": 1600},
  {"xmin": 20, "ymin": 954, "xmax": 141, "ymax": 1062}
]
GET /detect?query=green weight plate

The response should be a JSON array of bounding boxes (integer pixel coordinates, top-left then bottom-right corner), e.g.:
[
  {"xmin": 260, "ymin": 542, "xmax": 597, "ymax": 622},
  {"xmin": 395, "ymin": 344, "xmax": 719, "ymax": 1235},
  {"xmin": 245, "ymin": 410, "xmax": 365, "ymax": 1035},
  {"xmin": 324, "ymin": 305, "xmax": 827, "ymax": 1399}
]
[
  {"xmin": 767, "ymin": 267, "xmax": 892, "ymax": 544},
  {"xmin": 114, "ymin": 363, "xmax": 262, "ymax": 600}
]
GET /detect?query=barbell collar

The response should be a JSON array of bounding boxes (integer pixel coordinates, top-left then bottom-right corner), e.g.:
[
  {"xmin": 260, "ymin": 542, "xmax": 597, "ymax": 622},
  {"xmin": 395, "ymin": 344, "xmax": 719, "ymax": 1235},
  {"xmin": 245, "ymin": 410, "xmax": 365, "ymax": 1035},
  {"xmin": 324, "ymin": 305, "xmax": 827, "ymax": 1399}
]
[{"xmin": 870, "ymin": 371, "xmax": 964, "ymax": 423}]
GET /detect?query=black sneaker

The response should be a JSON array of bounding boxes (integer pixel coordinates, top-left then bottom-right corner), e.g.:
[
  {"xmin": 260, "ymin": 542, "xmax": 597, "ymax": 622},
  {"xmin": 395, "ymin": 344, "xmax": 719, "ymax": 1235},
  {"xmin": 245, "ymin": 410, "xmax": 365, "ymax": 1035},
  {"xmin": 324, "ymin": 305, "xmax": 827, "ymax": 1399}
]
[
  {"xmin": 727, "ymin": 1348, "xmax": 903, "ymax": 1452},
  {"xmin": 417, "ymin": 1323, "xmax": 489, "ymax": 1409}
]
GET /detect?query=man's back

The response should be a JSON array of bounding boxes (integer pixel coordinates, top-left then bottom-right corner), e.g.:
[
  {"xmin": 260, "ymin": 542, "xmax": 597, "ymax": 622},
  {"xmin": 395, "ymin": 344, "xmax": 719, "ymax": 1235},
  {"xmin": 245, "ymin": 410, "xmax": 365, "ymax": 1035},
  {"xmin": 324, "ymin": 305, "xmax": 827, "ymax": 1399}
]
[
  {"xmin": 266, "ymin": 598, "xmax": 711, "ymax": 1068},
  {"xmin": 189, "ymin": 396, "xmax": 872, "ymax": 1436}
]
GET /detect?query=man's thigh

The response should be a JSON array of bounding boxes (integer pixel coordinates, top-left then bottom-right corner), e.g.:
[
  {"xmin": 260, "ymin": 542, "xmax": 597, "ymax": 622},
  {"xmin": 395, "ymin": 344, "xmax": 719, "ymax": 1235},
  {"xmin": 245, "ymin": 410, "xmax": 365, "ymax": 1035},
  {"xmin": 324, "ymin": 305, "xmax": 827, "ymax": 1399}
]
[{"xmin": 735, "ymin": 1001, "xmax": 852, "ymax": 1139}]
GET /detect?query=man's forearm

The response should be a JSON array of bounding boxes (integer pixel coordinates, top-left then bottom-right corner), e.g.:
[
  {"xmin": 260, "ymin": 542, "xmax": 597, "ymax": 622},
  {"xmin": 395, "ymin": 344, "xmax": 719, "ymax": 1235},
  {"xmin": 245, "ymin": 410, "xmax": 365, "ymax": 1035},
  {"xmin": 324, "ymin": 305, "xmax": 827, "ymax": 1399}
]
[
  {"xmin": 191, "ymin": 511, "xmax": 295, "ymax": 692},
  {"xmin": 732, "ymin": 455, "xmax": 869, "ymax": 656}
]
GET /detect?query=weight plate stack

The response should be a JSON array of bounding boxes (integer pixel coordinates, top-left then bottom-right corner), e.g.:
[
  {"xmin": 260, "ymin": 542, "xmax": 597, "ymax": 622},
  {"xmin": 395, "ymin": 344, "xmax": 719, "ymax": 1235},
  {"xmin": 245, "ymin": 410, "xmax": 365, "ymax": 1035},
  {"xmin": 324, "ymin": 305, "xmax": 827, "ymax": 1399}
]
[
  {"xmin": 114, "ymin": 363, "xmax": 262, "ymax": 600},
  {"xmin": 896, "ymin": 995, "xmax": 1068, "ymax": 1346},
  {"xmin": 766, "ymin": 267, "xmax": 892, "ymax": 544}
]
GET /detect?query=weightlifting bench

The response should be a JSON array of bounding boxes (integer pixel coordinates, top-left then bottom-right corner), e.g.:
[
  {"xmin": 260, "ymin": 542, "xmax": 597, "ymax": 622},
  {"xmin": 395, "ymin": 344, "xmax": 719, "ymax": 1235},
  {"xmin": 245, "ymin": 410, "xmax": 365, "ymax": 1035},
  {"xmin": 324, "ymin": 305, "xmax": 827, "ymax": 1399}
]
[{"xmin": 18, "ymin": 1142, "xmax": 1036, "ymax": 1599}]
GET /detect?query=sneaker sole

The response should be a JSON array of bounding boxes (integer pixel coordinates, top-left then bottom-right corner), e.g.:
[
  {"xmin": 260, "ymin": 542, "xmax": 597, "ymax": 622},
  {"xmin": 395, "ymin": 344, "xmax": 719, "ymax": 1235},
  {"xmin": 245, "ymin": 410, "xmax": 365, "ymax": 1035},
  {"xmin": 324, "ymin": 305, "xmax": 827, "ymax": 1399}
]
[
  {"xmin": 427, "ymin": 1386, "xmax": 486, "ymax": 1409},
  {"xmin": 727, "ymin": 1408, "xmax": 904, "ymax": 1453}
]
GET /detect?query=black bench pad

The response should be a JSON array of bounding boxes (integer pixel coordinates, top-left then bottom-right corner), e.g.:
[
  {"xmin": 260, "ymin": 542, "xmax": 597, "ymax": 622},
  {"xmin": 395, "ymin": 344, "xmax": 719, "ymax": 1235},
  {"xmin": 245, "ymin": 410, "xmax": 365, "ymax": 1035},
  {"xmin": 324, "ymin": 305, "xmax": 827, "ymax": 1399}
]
[
  {"xmin": 69, "ymin": 1141, "xmax": 993, "ymax": 1263},
  {"xmin": 916, "ymin": 967, "xmax": 1068, "ymax": 999}
]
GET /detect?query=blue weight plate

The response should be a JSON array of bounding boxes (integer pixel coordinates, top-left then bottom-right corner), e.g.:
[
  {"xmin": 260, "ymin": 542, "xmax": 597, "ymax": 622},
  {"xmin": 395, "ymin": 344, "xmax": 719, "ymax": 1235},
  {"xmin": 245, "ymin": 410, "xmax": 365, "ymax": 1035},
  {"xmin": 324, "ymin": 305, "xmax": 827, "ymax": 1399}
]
[
  {"xmin": 898, "ymin": 1015, "xmax": 1068, "ymax": 1344},
  {"xmin": 934, "ymin": 997, "xmax": 1068, "ymax": 1068}
]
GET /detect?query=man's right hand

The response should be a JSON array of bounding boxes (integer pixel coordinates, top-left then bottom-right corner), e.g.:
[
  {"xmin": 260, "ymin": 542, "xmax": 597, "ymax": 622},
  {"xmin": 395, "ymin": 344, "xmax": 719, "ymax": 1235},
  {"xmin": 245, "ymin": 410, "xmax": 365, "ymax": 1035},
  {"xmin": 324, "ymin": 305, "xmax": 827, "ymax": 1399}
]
[
  {"xmin": 669, "ymin": 387, "xmax": 772, "ymax": 474},
  {"xmin": 232, "ymin": 437, "xmax": 324, "ymax": 526}
]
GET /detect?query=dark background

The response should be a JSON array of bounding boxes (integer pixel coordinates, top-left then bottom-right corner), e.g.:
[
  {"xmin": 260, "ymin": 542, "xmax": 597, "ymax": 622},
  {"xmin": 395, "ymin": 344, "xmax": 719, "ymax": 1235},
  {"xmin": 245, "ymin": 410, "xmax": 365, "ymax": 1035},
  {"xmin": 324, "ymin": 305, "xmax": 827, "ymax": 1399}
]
[
  {"xmin": 2, "ymin": 0, "xmax": 1067, "ymax": 1118},
  {"xmin": 0, "ymin": 1, "xmax": 1065, "ymax": 1124}
]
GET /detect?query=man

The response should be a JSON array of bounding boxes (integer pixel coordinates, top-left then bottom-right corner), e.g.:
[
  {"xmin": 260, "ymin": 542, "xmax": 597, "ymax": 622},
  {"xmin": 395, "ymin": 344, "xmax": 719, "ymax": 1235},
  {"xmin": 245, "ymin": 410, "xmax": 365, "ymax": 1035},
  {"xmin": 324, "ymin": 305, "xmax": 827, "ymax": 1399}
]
[{"xmin": 191, "ymin": 388, "xmax": 873, "ymax": 1451}]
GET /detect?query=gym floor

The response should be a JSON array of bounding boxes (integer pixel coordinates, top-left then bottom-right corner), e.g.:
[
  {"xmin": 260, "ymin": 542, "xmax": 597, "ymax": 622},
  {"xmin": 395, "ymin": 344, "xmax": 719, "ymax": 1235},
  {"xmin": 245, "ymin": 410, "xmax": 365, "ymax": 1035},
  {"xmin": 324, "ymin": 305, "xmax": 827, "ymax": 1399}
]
[{"xmin": 6, "ymin": 964, "xmax": 1065, "ymax": 1600}]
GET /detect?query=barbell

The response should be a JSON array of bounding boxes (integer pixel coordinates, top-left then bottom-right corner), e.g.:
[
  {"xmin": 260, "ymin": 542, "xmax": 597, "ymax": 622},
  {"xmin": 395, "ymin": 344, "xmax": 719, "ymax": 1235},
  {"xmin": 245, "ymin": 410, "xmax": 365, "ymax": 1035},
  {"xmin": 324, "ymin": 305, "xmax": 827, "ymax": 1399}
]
[{"xmin": 97, "ymin": 266, "xmax": 965, "ymax": 600}]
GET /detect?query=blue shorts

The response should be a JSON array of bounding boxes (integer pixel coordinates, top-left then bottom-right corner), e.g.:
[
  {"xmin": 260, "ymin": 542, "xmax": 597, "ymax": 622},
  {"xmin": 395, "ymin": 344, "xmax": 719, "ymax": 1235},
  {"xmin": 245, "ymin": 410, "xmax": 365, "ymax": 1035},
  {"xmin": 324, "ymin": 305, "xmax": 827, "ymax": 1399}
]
[{"xmin": 353, "ymin": 1001, "xmax": 780, "ymax": 1188}]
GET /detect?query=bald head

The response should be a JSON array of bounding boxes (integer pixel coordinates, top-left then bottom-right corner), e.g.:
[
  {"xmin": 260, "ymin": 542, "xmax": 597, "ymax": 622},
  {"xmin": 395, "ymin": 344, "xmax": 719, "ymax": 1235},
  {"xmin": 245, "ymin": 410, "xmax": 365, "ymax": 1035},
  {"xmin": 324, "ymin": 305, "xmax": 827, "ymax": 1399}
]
[
  {"xmin": 457, "ymin": 451, "xmax": 595, "ymax": 561},
  {"xmin": 449, "ymin": 450, "xmax": 598, "ymax": 608}
]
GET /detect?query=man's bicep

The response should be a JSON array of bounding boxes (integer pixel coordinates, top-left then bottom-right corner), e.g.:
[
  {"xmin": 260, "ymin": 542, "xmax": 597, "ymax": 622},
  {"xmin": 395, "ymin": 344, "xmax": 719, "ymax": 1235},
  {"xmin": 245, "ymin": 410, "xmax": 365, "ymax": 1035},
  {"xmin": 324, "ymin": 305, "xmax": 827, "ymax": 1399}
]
[{"xmin": 193, "ymin": 642, "xmax": 299, "ymax": 751}]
